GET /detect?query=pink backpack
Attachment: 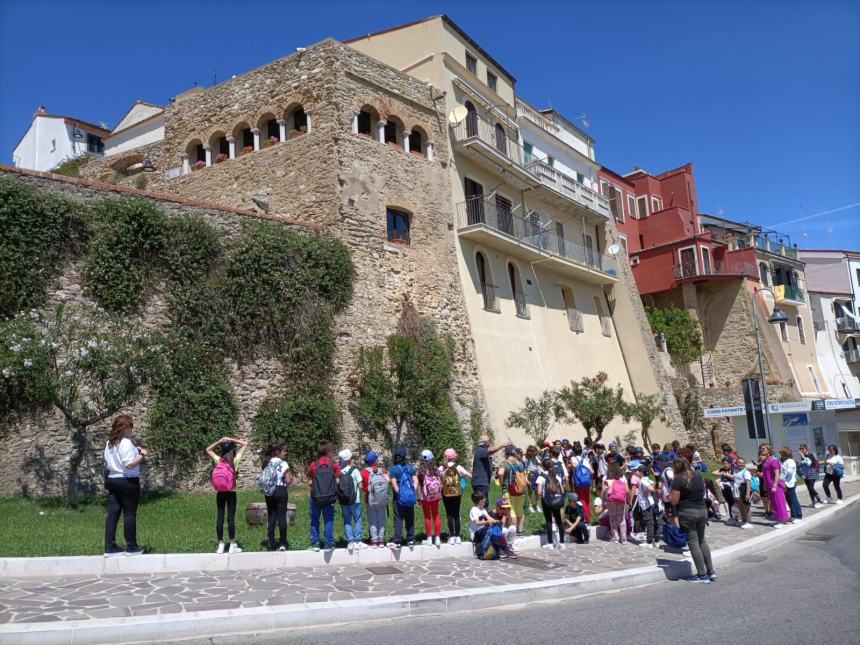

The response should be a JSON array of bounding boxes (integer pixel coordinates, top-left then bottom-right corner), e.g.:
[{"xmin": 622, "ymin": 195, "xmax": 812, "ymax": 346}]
[
  {"xmin": 608, "ymin": 478, "xmax": 627, "ymax": 503},
  {"xmin": 422, "ymin": 472, "xmax": 442, "ymax": 501},
  {"xmin": 211, "ymin": 460, "xmax": 235, "ymax": 492}
]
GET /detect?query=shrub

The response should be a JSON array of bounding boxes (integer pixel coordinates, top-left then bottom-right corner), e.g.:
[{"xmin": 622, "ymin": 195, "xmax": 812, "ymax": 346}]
[{"xmin": 646, "ymin": 305, "xmax": 704, "ymax": 365}]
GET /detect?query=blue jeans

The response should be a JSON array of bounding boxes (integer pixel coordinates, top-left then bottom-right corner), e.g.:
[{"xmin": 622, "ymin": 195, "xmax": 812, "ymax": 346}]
[
  {"xmin": 342, "ymin": 502, "xmax": 363, "ymax": 542},
  {"xmin": 785, "ymin": 485, "xmax": 802, "ymax": 519},
  {"xmin": 310, "ymin": 498, "xmax": 335, "ymax": 547}
]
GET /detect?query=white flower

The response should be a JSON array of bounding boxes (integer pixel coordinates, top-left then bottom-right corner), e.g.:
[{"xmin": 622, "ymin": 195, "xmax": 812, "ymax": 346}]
[
  {"xmin": 23, "ymin": 359, "xmax": 33, "ymax": 368},
  {"xmin": 50, "ymin": 342, "xmax": 60, "ymax": 349},
  {"xmin": 2, "ymin": 368, "xmax": 12, "ymax": 378},
  {"xmin": 64, "ymin": 370, "xmax": 73, "ymax": 377},
  {"xmin": 87, "ymin": 339, "xmax": 98, "ymax": 348},
  {"xmin": 22, "ymin": 337, "xmax": 31, "ymax": 343},
  {"xmin": 39, "ymin": 339, "xmax": 46, "ymax": 346},
  {"xmin": 9, "ymin": 344, "xmax": 21, "ymax": 353}
]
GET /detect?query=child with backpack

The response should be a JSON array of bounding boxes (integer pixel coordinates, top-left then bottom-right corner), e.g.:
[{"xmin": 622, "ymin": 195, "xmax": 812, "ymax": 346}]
[
  {"xmin": 536, "ymin": 458, "xmax": 566, "ymax": 550},
  {"xmin": 497, "ymin": 445, "xmax": 527, "ymax": 536},
  {"xmin": 306, "ymin": 441, "xmax": 341, "ymax": 552},
  {"xmin": 206, "ymin": 436, "xmax": 248, "ymax": 554},
  {"xmin": 337, "ymin": 449, "xmax": 365, "ymax": 552},
  {"xmin": 258, "ymin": 442, "xmax": 292, "ymax": 551},
  {"xmin": 389, "ymin": 447, "xmax": 418, "ymax": 549},
  {"xmin": 603, "ymin": 462, "xmax": 629, "ymax": 544},
  {"xmin": 439, "ymin": 448, "xmax": 471, "ymax": 544},
  {"xmin": 417, "ymin": 450, "xmax": 443, "ymax": 547},
  {"xmin": 571, "ymin": 444, "xmax": 594, "ymax": 524},
  {"xmin": 798, "ymin": 444, "xmax": 823, "ymax": 508},
  {"xmin": 360, "ymin": 452, "xmax": 390, "ymax": 548},
  {"xmin": 469, "ymin": 491, "xmax": 500, "ymax": 559},
  {"xmin": 524, "ymin": 445, "xmax": 541, "ymax": 513}
]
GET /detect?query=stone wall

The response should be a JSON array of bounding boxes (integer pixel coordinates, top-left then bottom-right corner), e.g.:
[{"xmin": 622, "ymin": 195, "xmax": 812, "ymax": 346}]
[{"xmin": 0, "ymin": 40, "xmax": 483, "ymax": 496}]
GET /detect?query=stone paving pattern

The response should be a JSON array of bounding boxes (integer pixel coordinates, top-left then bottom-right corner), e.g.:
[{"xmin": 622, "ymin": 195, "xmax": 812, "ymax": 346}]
[{"xmin": 1, "ymin": 482, "xmax": 854, "ymax": 624}]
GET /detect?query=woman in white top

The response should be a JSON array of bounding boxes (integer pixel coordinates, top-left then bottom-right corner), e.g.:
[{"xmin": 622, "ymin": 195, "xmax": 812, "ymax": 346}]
[
  {"xmin": 823, "ymin": 444, "xmax": 844, "ymax": 503},
  {"xmin": 103, "ymin": 414, "xmax": 147, "ymax": 556},
  {"xmin": 779, "ymin": 447, "xmax": 802, "ymax": 522}
]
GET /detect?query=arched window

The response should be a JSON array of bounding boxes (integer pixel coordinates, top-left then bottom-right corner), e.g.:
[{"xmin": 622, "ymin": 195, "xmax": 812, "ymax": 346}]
[
  {"xmin": 797, "ymin": 316, "xmax": 806, "ymax": 344},
  {"xmin": 759, "ymin": 262, "xmax": 769, "ymax": 286},
  {"xmin": 257, "ymin": 113, "xmax": 279, "ymax": 146},
  {"xmin": 465, "ymin": 101, "xmax": 477, "ymax": 138},
  {"xmin": 508, "ymin": 262, "xmax": 527, "ymax": 318},
  {"xmin": 357, "ymin": 106, "xmax": 378, "ymax": 136},
  {"xmin": 209, "ymin": 131, "xmax": 229, "ymax": 163},
  {"xmin": 383, "ymin": 119, "xmax": 400, "ymax": 145},
  {"xmin": 285, "ymin": 106, "xmax": 308, "ymax": 138},
  {"xmin": 494, "ymin": 123, "xmax": 507, "ymax": 156},
  {"xmin": 408, "ymin": 129, "xmax": 424, "ymax": 156},
  {"xmin": 233, "ymin": 122, "xmax": 253, "ymax": 154},
  {"xmin": 386, "ymin": 208, "xmax": 410, "ymax": 245},
  {"xmin": 186, "ymin": 140, "xmax": 205, "ymax": 170},
  {"xmin": 477, "ymin": 251, "xmax": 497, "ymax": 312}
]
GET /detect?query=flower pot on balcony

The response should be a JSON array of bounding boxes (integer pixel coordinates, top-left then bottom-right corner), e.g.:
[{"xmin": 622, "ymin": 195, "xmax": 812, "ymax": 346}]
[{"xmin": 245, "ymin": 502, "xmax": 296, "ymax": 526}]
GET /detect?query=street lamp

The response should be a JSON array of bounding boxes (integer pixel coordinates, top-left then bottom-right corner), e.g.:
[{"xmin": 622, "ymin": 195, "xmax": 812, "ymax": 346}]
[{"xmin": 752, "ymin": 286, "xmax": 789, "ymax": 445}]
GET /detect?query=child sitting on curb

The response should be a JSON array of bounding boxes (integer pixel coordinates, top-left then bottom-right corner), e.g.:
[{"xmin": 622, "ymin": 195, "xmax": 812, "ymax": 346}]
[
  {"xmin": 563, "ymin": 492, "xmax": 589, "ymax": 544},
  {"xmin": 492, "ymin": 496, "xmax": 519, "ymax": 558}
]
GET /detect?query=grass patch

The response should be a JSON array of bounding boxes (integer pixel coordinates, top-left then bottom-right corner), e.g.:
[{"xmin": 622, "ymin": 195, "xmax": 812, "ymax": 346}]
[
  {"xmin": 0, "ymin": 484, "xmax": 570, "ymax": 556},
  {"xmin": 49, "ymin": 155, "xmax": 91, "ymax": 178}
]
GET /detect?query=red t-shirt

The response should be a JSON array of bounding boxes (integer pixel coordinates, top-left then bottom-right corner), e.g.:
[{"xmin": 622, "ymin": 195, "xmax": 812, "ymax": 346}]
[{"xmin": 306, "ymin": 456, "xmax": 341, "ymax": 479}]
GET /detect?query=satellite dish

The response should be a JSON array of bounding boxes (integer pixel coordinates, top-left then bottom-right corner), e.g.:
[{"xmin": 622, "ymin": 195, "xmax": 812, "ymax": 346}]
[
  {"xmin": 448, "ymin": 104, "xmax": 468, "ymax": 126},
  {"xmin": 607, "ymin": 244, "xmax": 620, "ymax": 256}
]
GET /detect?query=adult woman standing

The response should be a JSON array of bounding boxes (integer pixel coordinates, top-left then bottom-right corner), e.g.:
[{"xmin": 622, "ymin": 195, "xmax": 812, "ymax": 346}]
[
  {"xmin": 104, "ymin": 414, "xmax": 146, "ymax": 556},
  {"xmin": 761, "ymin": 444, "xmax": 789, "ymax": 527},
  {"xmin": 823, "ymin": 444, "xmax": 844, "ymax": 504},
  {"xmin": 667, "ymin": 457, "xmax": 715, "ymax": 583}
]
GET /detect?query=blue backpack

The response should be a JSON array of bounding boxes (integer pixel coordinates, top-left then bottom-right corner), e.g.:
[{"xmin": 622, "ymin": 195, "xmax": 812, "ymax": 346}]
[
  {"xmin": 475, "ymin": 524, "xmax": 503, "ymax": 560},
  {"xmin": 396, "ymin": 468, "xmax": 417, "ymax": 506},
  {"xmin": 573, "ymin": 459, "xmax": 592, "ymax": 488},
  {"xmin": 663, "ymin": 523, "xmax": 688, "ymax": 549}
]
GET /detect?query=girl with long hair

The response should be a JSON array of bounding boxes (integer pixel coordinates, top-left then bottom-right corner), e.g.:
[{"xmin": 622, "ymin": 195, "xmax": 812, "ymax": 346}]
[
  {"xmin": 603, "ymin": 461, "xmax": 629, "ymax": 544},
  {"xmin": 206, "ymin": 436, "xmax": 248, "ymax": 554},
  {"xmin": 417, "ymin": 450, "xmax": 442, "ymax": 546},
  {"xmin": 260, "ymin": 442, "xmax": 292, "ymax": 551},
  {"xmin": 668, "ymin": 457, "xmax": 715, "ymax": 583}
]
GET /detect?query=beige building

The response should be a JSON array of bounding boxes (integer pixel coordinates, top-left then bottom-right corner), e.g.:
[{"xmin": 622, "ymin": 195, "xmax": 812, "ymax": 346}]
[{"xmin": 347, "ymin": 15, "xmax": 683, "ymax": 445}]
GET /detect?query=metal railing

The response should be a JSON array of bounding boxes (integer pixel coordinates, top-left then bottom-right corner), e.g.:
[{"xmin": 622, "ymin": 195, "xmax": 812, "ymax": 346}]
[
  {"xmin": 524, "ymin": 158, "xmax": 610, "ymax": 218},
  {"xmin": 514, "ymin": 293, "xmax": 529, "ymax": 318},
  {"xmin": 456, "ymin": 197, "xmax": 618, "ymax": 277},
  {"xmin": 600, "ymin": 315, "xmax": 613, "ymax": 337},
  {"xmin": 481, "ymin": 283, "xmax": 500, "ymax": 312},
  {"xmin": 845, "ymin": 348, "xmax": 860, "ymax": 363},
  {"xmin": 776, "ymin": 284, "xmax": 805, "ymax": 303},
  {"xmin": 673, "ymin": 258, "xmax": 758, "ymax": 280},
  {"xmin": 836, "ymin": 317, "xmax": 860, "ymax": 333},
  {"xmin": 450, "ymin": 115, "xmax": 524, "ymax": 166},
  {"xmin": 568, "ymin": 308, "xmax": 584, "ymax": 332}
]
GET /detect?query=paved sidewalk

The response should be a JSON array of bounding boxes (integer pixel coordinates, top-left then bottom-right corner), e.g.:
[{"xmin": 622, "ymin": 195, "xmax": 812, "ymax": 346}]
[{"xmin": 2, "ymin": 480, "xmax": 854, "ymax": 628}]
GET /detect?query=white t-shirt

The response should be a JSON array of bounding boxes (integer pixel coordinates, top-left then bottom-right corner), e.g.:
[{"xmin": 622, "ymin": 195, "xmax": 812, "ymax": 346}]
[
  {"xmin": 733, "ymin": 468, "xmax": 752, "ymax": 498},
  {"xmin": 825, "ymin": 454, "xmax": 844, "ymax": 474},
  {"xmin": 438, "ymin": 464, "xmax": 469, "ymax": 477},
  {"xmin": 104, "ymin": 438, "xmax": 140, "ymax": 478},
  {"xmin": 636, "ymin": 476, "xmax": 655, "ymax": 510},
  {"xmin": 469, "ymin": 505, "xmax": 490, "ymax": 540},
  {"xmin": 660, "ymin": 467, "xmax": 674, "ymax": 501},
  {"xmin": 780, "ymin": 458, "xmax": 797, "ymax": 488},
  {"xmin": 269, "ymin": 457, "xmax": 290, "ymax": 487}
]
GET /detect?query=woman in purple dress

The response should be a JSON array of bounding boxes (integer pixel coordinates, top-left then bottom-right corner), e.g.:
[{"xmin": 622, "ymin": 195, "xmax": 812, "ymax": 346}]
[{"xmin": 761, "ymin": 444, "xmax": 789, "ymax": 526}]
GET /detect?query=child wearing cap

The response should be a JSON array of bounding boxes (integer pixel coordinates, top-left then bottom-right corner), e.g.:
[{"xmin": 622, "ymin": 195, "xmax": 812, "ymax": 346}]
[
  {"xmin": 338, "ymin": 449, "xmax": 365, "ymax": 552},
  {"xmin": 492, "ymin": 496, "xmax": 519, "ymax": 558},
  {"xmin": 417, "ymin": 450, "xmax": 443, "ymax": 547},
  {"xmin": 360, "ymin": 452, "xmax": 390, "ymax": 548},
  {"xmin": 206, "ymin": 436, "xmax": 249, "ymax": 554},
  {"xmin": 563, "ymin": 492, "xmax": 589, "ymax": 544},
  {"xmin": 497, "ymin": 445, "xmax": 526, "ymax": 537},
  {"xmin": 439, "ymin": 448, "xmax": 471, "ymax": 544}
]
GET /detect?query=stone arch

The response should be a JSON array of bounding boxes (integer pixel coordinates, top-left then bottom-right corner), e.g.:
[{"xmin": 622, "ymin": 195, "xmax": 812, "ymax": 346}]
[
  {"xmin": 355, "ymin": 102, "xmax": 382, "ymax": 137},
  {"xmin": 185, "ymin": 138, "xmax": 205, "ymax": 164},
  {"xmin": 232, "ymin": 120, "xmax": 254, "ymax": 153},
  {"xmin": 256, "ymin": 110, "xmax": 280, "ymax": 145},
  {"xmin": 383, "ymin": 114, "xmax": 405, "ymax": 146},
  {"xmin": 208, "ymin": 130, "xmax": 229, "ymax": 161},
  {"xmin": 109, "ymin": 152, "xmax": 144, "ymax": 174},
  {"xmin": 406, "ymin": 124, "xmax": 430, "ymax": 156}
]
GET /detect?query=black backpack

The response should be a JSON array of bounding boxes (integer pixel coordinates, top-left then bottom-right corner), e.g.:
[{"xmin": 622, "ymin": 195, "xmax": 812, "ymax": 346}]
[
  {"xmin": 311, "ymin": 459, "xmax": 338, "ymax": 507},
  {"xmin": 338, "ymin": 466, "xmax": 357, "ymax": 506}
]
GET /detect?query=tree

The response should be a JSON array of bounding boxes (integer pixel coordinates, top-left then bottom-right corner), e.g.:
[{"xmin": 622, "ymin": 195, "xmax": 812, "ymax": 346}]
[
  {"xmin": 646, "ymin": 305, "xmax": 704, "ymax": 366},
  {"xmin": 623, "ymin": 393, "xmax": 667, "ymax": 451},
  {"xmin": 556, "ymin": 372, "xmax": 627, "ymax": 442},
  {"xmin": 1, "ymin": 304, "xmax": 157, "ymax": 505},
  {"xmin": 352, "ymin": 301, "xmax": 466, "ymax": 457},
  {"xmin": 505, "ymin": 391, "xmax": 559, "ymax": 447}
]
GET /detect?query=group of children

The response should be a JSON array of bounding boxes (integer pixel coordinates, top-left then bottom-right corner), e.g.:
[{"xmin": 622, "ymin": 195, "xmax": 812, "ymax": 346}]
[{"xmin": 202, "ymin": 435, "xmax": 847, "ymax": 556}]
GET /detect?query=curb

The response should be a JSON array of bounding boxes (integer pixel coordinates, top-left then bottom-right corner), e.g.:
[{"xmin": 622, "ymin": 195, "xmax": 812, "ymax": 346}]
[{"xmin": 1, "ymin": 496, "xmax": 856, "ymax": 645}]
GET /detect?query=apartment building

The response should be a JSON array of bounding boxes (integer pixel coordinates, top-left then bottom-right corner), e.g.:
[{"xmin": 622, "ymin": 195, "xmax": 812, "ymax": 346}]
[{"xmin": 348, "ymin": 15, "xmax": 683, "ymax": 444}]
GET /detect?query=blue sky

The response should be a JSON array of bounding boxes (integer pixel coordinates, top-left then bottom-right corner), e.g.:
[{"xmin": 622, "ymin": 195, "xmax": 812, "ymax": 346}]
[{"xmin": 2, "ymin": 0, "xmax": 858, "ymax": 250}]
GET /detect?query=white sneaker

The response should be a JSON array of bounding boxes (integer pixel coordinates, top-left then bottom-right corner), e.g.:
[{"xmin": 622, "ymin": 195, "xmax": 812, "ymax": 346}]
[
  {"xmin": 740, "ymin": 522, "xmax": 753, "ymax": 529},
  {"xmin": 347, "ymin": 542, "xmax": 355, "ymax": 552},
  {"xmin": 228, "ymin": 543, "xmax": 242, "ymax": 554},
  {"xmin": 423, "ymin": 538, "xmax": 433, "ymax": 546},
  {"xmin": 542, "ymin": 544, "xmax": 555, "ymax": 551},
  {"xmin": 813, "ymin": 503, "xmax": 823, "ymax": 509},
  {"xmin": 835, "ymin": 499, "xmax": 844, "ymax": 505},
  {"xmin": 792, "ymin": 518, "xmax": 803, "ymax": 524},
  {"xmin": 455, "ymin": 537, "xmax": 462, "ymax": 544},
  {"xmin": 639, "ymin": 542, "xmax": 653, "ymax": 549},
  {"xmin": 216, "ymin": 543, "xmax": 225, "ymax": 554},
  {"xmin": 434, "ymin": 536, "xmax": 441, "ymax": 547},
  {"xmin": 773, "ymin": 523, "xmax": 786, "ymax": 529},
  {"xmin": 447, "ymin": 537, "xmax": 455, "ymax": 545},
  {"xmin": 356, "ymin": 541, "xmax": 367, "ymax": 550}
]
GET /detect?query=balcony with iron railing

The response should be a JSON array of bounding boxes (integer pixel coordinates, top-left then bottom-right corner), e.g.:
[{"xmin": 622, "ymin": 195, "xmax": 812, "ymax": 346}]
[
  {"xmin": 673, "ymin": 257, "xmax": 759, "ymax": 281},
  {"xmin": 456, "ymin": 196, "xmax": 618, "ymax": 285},
  {"xmin": 751, "ymin": 235, "xmax": 799, "ymax": 260},
  {"xmin": 775, "ymin": 283, "xmax": 805, "ymax": 305},
  {"xmin": 836, "ymin": 317, "xmax": 860, "ymax": 335},
  {"xmin": 523, "ymin": 157, "xmax": 610, "ymax": 220},
  {"xmin": 450, "ymin": 115, "xmax": 536, "ymax": 188}
]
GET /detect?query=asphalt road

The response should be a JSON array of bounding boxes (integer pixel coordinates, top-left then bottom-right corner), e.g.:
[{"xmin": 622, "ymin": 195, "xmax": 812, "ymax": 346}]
[{"xmin": 175, "ymin": 503, "xmax": 860, "ymax": 645}]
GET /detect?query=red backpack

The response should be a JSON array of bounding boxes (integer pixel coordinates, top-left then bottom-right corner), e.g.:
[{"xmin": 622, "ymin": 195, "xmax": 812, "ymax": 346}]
[{"xmin": 211, "ymin": 460, "xmax": 235, "ymax": 492}]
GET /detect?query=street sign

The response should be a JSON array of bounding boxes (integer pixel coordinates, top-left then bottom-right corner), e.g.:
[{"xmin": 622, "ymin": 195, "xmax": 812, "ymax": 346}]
[
  {"xmin": 703, "ymin": 406, "xmax": 747, "ymax": 418},
  {"xmin": 823, "ymin": 398, "xmax": 858, "ymax": 410},
  {"xmin": 767, "ymin": 401, "xmax": 811, "ymax": 413}
]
